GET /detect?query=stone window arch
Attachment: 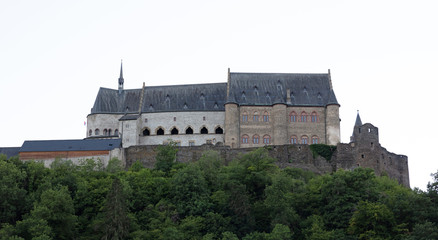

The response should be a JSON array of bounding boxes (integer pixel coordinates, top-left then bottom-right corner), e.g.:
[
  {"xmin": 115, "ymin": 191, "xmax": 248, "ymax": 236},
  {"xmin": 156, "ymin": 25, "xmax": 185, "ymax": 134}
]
[
  {"xmin": 114, "ymin": 129, "xmax": 119, "ymax": 136},
  {"xmin": 242, "ymin": 134, "xmax": 249, "ymax": 144},
  {"xmin": 142, "ymin": 128, "xmax": 150, "ymax": 136},
  {"xmin": 263, "ymin": 135, "xmax": 271, "ymax": 144},
  {"xmin": 290, "ymin": 111, "xmax": 297, "ymax": 122},
  {"xmin": 242, "ymin": 112, "xmax": 248, "ymax": 122},
  {"xmin": 263, "ymin": 111, "xmax": 269, "ymax": 122},
  {"xmin": 215, "ymin": 126, "xmax": 224, "ymax": 134},
  {"xmin": 89, "ymin": 129, "xmax": 92, "ymax": 136},
  {"xmin": 253, "ymin": 134, "xmax": 260, "ymax": 144},
  {"xmin": 290, "ymin": 135, "xmax": 297, "ymax": 144},
  {"xmin": 200, "ymin": 126, "xmax": 208, "ymax": 134},
  {"xmin": 171, "ymin": 127, "xmax": 179, "ymax": 135},
  {"xmin": 103, "ymin": 129, "xmax": 108, "ymax": 136},
  {"xmin": 253, "ymin": 111, "xmax": 259, "ymax": 122},
  {"xmin": 108, "ymin": 129, "xmax": 112, "ymax": 136},
  {"xmin": 300, "ymin": 112, "xmax": 308, "ymax": 122},
  {"xmin": 156, "ymin": 127, "xmax": 165, "ymax": 135},
  {"xmin": 311, "ymin": 136, "xmax": 319, "ymax": 144},
  {"xmin": 95, "ymin": 128, "xmax": 100, "ymax": 135},
  {"xmin": 185, "ymin": 126, "xmax": 194, "ymax": 134},
  {"xmin": 301, "ymin": 135, "xmax": 308, "ymax": 144},
  {"xmin": 311, "ymin": 111, "xmax": 318, "ymax": 122}
]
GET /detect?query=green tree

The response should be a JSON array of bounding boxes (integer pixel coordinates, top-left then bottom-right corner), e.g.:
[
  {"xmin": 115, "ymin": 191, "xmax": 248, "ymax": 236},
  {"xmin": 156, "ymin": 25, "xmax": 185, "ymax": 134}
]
[{"xmin": 155, "ymin": 141, "xmax": 178, "ymax": 174}]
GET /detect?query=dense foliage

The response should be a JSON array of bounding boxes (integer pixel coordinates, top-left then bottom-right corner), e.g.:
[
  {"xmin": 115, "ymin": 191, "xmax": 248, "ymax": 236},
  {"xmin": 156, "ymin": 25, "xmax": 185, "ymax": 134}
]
[{"xmin": 1, "ymin": 147, "xmax": 437, "ymax": 240}]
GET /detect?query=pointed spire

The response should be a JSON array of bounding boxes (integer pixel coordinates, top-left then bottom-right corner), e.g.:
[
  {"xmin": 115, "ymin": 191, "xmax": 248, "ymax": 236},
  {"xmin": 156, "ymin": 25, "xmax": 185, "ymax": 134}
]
[
  {"xmin": 355, "ymin": 110, "xmax": 362, "ymax": 126},
  {"xmin": 118, "ymin": 60, "xmax": 124, "ymax": 93}
]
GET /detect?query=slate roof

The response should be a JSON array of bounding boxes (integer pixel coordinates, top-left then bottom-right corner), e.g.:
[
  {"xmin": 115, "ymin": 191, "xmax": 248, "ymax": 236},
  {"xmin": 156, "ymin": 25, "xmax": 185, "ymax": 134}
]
[
  {"xmin": 228, "ymin": 72, "xmax": 339, "ymax": 106},
  {"xmin": 20, "ymin": 139, "xmax": 122, "ymax": 152},
  {"xmin": 90, "ymin": 72, "xmax": 339, "ymax": 114},
  {"xmin": 0, "ymin": 147, "xmax": 20, "ymax": 158}
]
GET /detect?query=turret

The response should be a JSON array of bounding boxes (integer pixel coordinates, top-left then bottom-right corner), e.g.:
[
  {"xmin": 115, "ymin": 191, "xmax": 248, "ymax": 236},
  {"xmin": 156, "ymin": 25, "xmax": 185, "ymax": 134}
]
[{"xmin": 224, "ymin": 68, "xmax": 240, "ymax": 148}]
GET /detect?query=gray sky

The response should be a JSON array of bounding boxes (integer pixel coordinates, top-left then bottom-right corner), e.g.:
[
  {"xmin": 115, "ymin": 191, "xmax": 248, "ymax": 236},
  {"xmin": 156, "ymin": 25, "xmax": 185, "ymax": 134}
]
[{"xmin": 1, "ymin": 0, "xmax": 437, "ymax": 190}]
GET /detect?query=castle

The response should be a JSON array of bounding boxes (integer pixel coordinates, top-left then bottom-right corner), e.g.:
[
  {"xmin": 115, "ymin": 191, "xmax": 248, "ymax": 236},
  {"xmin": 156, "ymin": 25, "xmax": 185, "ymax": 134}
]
[
  {"xmin": 1, "ymin": 64, "xmax": 409, "ymax": 187},
  {"xmin": 87, "ymin": 63, "xmax": 340, "ymax": 148}
]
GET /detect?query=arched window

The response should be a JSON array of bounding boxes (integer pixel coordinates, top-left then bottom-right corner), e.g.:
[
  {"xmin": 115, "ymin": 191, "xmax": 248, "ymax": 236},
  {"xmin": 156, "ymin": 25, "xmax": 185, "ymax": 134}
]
[
  {"xmin": 95, "ymin": 129, "xmax": 100, "ymax": 135},
  {"xmin": 156, "ymin": 127, "xmax": 164, "ymax": 135},
  {"xmin": 242, "ymin": 135, "xmax": 249, "ymax": 144},
  {"xmin": 263, "ymin": 135, "xmax": 271, "ymax": 144},
  {"xmin": 253, "ymin": 112, "xmax": 259, "ymax": 122},
  {"xmin": 263, "ymin": 112, "xmax": 269, "ymax": 122},
  {"xmin": 312, "ymin": 136, "xmax": 319, "ymax": 144},
  {"xmin": 253, "ymin": 135, "xmax": 260, "ymax": 144},
  {"xmin": 185, "ymin": 127, "xmax": 193, "ymax": 134},
  {"xmin": 215, "ymin": 126, "xmax": 223, "ymax": 134},
  {"xmin": 242, "ymin": 112, "xmax": 248, "ymax": 122},
  {"xmin": 143, "ymin": 128, "xmax": 150, "ymax": 136},
  {"xmin": 108, "ymin": 129, "xmax": 112, "ymax": 136},
  {"xmin": 290, "ymin": 111, "xmax": 297, "ymax": 122},
  {"xmin": 200, "ymin": 127, "xmax": 208, "ymax": 134},
  {"xmin": 89, "ymin": 129, "xmax": 92, "ymax": 136},
  {"xmin": 103, "ymin": 129, "xmax": 108, "ymax": 136},
  {"xmin": 171, "ymin": 127, "xmax": 179, "ymax": 135},
  {"xmin": 290, "ymin": 136, "xmax": 297, "ymax": 144},
  {"xmin": 311, "ymin": 112, "xmax": 318, "ymax": 122},
  {"xmin": 114, "ymin": 129, "xmax": 119, "ymax": 136},
  {"xmin": 301, "ymin": 112, "xmax": 308, "ymax": 122},
  {"xmin": 301, "ymin": 136, "xmax": 308, "ymax": 144}
]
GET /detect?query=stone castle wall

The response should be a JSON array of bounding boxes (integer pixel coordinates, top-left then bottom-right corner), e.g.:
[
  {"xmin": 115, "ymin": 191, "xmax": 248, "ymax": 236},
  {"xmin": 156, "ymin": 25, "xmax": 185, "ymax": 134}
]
[{"xmin": 124, "ymin": 141, "xmax": 409, "ymax": 187}]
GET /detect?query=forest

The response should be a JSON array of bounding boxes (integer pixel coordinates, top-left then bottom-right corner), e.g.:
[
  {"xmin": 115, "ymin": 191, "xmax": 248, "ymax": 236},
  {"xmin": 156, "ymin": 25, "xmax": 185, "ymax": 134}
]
[{"xmin": 1, "ymin": 144, "xmax": 437, "ymax": 240}]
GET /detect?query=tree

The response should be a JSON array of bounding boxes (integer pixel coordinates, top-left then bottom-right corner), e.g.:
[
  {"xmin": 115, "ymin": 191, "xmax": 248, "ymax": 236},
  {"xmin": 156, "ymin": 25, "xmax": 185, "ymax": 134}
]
[
  {"xmin": 101, "ymin": 177, "xmax": 130, "ymax": 240},
  {"xmin": 155, "ymin": 142, "xmax": 178, "ymax": 174}
]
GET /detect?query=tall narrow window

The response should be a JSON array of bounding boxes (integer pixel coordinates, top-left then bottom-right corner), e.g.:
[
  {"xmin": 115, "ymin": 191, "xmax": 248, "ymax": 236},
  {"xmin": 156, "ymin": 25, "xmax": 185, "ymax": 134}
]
[
  {"xmin": 114, "ymin": 129, "xmax": 119, "ymax": 136},
  {"xmin": 103, "ymin": 129, "xmax": 108, "ymax": 136},
  {"xmin": 108, "ymin": 129, "xmax": 112, "ymax": 136},
  {"xmin": 157, "ymin": 128, "xmax": 164, "ymax": 135},
  {"xmin": 95, "ymin": 129, "xmax": 100, "ymax": 135},
  {"xmin": 263, "ymin": 135, "xmax": 271, "ymax": 144},
  {"xmin": 253, "ymin": 112, "xmax": 259, "ymax": 122},
  {"xmin": 200, "ymin": 127, "xmax": 208, "ymax": 134},
  {"xmin": 301, "ymin": 136, "xmax": 308, "ymax": 144},
  {"xmin": 242, "ymin": 135, "xmax": 249, "ymax": 144},
  {"xmin": 263, "ymin": 112, "xmax": 269, "ymax": 122},
  {"xmin": 312, "ymin": 136, "xmax": 318, "ymax": 144},
  {"xmin": 89, "ymin": 129, "xmax": 92, "ymax": 136},
  {"xmin": 311, "ymin": 112, "xmax": 318, "ymax": 122},
  {"xmin": 171, "ymin": 127, "xmax": 179, "ymax": 135},
  {"xmin": 290, "ymin": 112, "xmax": 297, "ymax": 122},
  {"xmin": 301, "ymin": 112, "xmax": 307, "ymax": 122},
  {"xmin": 242, "ymin": 112, "xmax": 248, "ymax": 122},
  {"xmin": 290, "ymin": 136, "xmax": 297, "ymax": 144},
  {"xmin": 253, "ymin": 135, "xmax": 260, "ymax": 144}
]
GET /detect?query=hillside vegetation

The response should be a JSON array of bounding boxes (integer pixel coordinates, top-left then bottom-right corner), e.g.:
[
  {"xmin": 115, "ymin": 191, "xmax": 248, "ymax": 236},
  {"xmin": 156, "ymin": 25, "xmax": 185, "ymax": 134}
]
[{"xmin": 1, "ymin": 144, "xmax": 437, "ymax": 240}]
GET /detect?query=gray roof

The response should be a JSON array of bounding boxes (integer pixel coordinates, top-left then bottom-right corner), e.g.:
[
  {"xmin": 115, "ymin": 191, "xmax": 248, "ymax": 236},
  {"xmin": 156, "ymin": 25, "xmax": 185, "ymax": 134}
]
[
  {"xmin": 20, "ymin": 139, "xmax": 122, "ymax": 152},
  {"xmin": 228, "ymin": 72, "xmax": 339, "ymax": 106},
  {"xmin": 90, "ymin": 71, "xmax": 339, "ymax": 115},
  {"xmin": 0, "ymin": 147, "xmax": 20, "ymax": 158}
]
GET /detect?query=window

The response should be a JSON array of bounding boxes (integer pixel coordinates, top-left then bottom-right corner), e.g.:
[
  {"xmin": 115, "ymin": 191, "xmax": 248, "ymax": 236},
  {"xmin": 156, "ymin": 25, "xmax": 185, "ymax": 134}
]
[
  {"xmin": 95, "ymin": 129, "xmax": 100, "ymax": 135},
  {"xmin": 263, "ymin": 135, "xmax": 271, "ymax": 144},
  {"xmin": 301, "ymin": 112, "xmax": 307, "ymax": 122},
  {"xmin": 301, "ymin": 136, "xmax": 308, "ymax": 144},
  {"xmin": 200, "ymin": 127, "xmax": 208, "ymax": 134},
  {"xmin": 103, "ymin": 129, "xmax": 108, "ymax": 136},
  {"xmin": 114, "ymin": 129, "xmax": 119, "ymax": 136},
  {"xmin": 311, "ymin": 112, "xmax": 318, "ymax": 122},
  {"xmin": 185, "ymin": 127, "xmax": 193, "ymax": 134},
  {"xmin": 89, "ymin": 129, "xmax": 92, "ymax": 136},
  {"xmin": 143, "ymin": 128, "xmax": 150, "ymax": 136},
  {"xmin": 253, "ymin": 112, "xmax": 259, "ymax": 122},
  {"xmin": 242, "ymin": 112, "xmax": 248, "ymax": 122},
  {"xmin": 203, "ymin": 116, "xmax": 206, "ymax": 121},
  {"xmin": 108, "ymin": 129, "xmax": 112, "ymax": 136},
  {"xmin": 173, "ymin": 117, "xmax": 176, "ymax": 121},
  {"xmin": 290, "ymin": 136, "xmax": 297, "ymax": 144},
  {"xmin": 290, "ymin": 112, "xmax": 297, "ymax": 122},
  {"xmin": 215, "ymin": 127, "xmax": 223, "ymax": 134},
  {"xmin": 145, "ymin": 118, "xmax": 148, "ymax": 123},
  {"xmin": 171, "ymin": 127, "xmax": 179, "ymax": 135},
  {"xmin": 312, "ymin": 136, "xmax": 318, "ymax": 144},
  {"xmin": 157, "ymin": 128, "xmax": 164, "ymax": 135},
  {"xmin": 263, "ymin": 112, "xmax": 269, "ymax": 122},
  {"xmin": 242, "ymin": 135, "xmax": 249, "ymax": 144},
  {"xmin": 253, "ymin": 135, "xmax": 260, "ymax": 144}
]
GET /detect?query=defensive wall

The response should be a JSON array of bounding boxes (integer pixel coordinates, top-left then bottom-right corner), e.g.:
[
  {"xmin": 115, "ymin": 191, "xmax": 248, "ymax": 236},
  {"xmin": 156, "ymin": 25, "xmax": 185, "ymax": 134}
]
[{"xmin": 124, "ymin": 141, "xmax": 409, "ymax": 187}]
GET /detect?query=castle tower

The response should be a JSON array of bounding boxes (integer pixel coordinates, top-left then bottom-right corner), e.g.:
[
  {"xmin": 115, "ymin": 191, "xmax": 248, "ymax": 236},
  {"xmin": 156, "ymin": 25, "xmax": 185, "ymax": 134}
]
[
  {"xmin": 350, "ymin": 111, "xmax": 379, "ymax": 145},
  {"xmin": 325, "ymin": 70, "xmax": 341, "ymax": 145},
  {"xmin": 224, "ymin": 68, "xmax": 240, "ymax": 148},
  {"xmin": 118, "ymin": 61, "xmax": 124, "ymax": 94},
  {"xmin": 272, "ymin": 94, "xmax": 287, "ymax": 145}
]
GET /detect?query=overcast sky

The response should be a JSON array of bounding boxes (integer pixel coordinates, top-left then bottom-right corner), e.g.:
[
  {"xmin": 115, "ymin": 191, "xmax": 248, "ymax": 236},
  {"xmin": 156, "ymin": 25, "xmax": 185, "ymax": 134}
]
[{"xmin": 1, "ymin": 0, "xmax": 437, "ymax": 190}]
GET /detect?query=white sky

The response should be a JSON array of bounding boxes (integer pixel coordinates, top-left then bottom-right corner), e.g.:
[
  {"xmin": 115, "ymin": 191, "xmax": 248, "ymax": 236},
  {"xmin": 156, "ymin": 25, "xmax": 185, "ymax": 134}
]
[{"xmin": 1, "ymin": 0, "xmax": 437, "ymax": 190}]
